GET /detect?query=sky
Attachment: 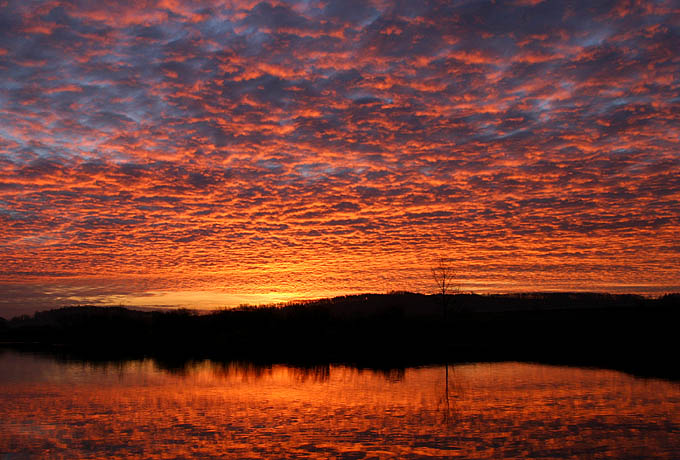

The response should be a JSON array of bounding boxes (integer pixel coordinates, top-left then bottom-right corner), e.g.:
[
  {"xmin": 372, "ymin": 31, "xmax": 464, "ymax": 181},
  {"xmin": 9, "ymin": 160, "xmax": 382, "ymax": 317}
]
[{"xmin": 0, "ymin": 0, "xmax": 679, "ymax": 317}]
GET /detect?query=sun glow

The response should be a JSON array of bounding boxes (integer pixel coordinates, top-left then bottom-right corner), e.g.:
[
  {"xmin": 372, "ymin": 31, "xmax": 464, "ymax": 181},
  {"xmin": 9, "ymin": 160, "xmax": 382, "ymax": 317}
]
[{"xmin": 1, "ymin": 0, "xmax": 678, "ymax": 316}]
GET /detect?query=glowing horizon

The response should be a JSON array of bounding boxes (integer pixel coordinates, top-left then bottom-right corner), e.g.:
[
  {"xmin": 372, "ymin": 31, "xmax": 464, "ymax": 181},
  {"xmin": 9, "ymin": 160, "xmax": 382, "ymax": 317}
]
[{"xmin": 1, "ymin": 0, "xmax": 679, "ymax": 317}]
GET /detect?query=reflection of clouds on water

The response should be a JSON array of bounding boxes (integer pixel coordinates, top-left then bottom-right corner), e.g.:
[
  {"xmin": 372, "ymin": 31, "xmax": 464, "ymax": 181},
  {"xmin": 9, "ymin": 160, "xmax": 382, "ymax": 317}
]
[{"xmin": 0, "ymin": 352, "xmax": 679, "ymax": 459}]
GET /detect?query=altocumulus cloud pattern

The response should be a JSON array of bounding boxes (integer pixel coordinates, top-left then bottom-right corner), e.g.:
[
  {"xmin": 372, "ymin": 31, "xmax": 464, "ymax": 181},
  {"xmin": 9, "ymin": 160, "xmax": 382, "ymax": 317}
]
[{"xmin": 0, "ymin": 0, "xmax": 678, "ymax": 315}]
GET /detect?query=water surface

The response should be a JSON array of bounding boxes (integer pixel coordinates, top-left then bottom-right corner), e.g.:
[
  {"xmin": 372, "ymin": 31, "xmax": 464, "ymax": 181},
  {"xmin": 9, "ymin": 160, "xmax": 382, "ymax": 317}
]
[{"xmin": 1, "ymin": 350, "xmax": 678, "ymax": 459}]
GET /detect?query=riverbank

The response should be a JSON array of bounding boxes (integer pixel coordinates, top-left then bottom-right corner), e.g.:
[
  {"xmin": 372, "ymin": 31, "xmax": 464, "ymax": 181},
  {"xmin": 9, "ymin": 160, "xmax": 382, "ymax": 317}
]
[{"xmin": 2, "ymin": 292, "xmax": 678, "ymax": 380}]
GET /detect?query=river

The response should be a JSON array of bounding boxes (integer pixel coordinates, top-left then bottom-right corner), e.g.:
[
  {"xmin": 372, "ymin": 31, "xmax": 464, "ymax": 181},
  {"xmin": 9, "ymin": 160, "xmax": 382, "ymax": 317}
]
[{"xmin": 1, "ymin": 349, "xmax": 678, "ymax": 459}]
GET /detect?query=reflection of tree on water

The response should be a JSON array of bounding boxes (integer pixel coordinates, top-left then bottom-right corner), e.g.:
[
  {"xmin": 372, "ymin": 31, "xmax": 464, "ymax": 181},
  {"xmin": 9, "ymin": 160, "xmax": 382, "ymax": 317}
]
[
  {"xmin": 292, "ymin": 365, "xmax": 330, "ymax": 383},
  {"xmin": 437, "ymin": 363, "xmax": 463, "ymax": 426},
  {"xmin": 376, "ymin": 367, "xmax": 405, "ymax": 382},
  {"xmin": 210, "ymin": 362, "xmax": 333, "ymax": 383},
  {"xmin": 156, "ymin": 360, "xmax": 334, "ymax": 383}
]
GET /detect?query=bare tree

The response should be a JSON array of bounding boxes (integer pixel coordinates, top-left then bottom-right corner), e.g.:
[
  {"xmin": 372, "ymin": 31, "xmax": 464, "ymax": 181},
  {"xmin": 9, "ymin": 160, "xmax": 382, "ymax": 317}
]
[
  {"xmin": 432, "ymin": 257, "xmax": 456, "ymax": 320},
  {"xmin": 431, "ymin": 257, "xmax": 460, "ymax": 428}
]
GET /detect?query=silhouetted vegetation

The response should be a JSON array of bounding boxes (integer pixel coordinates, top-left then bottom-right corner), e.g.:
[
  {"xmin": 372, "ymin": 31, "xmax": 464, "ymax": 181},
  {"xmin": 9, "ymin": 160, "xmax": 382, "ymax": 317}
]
[
  {"xmin": 1, "ymin": 292, "xmax": 678, "ymax": 380},
  {"xmin": 431, "ymin": 257, "xmax": 457, "ymax": 319}
]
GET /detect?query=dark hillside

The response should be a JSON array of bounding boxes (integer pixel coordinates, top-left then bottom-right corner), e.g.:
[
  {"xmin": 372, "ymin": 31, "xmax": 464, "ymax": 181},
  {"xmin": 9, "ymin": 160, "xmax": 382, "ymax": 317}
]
[{"xmin": 1, "ymin": 292, "xmax": 678, "ymax": 379}]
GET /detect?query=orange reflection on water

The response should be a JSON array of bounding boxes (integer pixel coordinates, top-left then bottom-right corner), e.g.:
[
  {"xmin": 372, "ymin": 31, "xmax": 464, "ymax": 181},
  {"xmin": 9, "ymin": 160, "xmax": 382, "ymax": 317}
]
[{"xmin": 0, "ymin": 351, "xmax": 679, "ymax": 459}]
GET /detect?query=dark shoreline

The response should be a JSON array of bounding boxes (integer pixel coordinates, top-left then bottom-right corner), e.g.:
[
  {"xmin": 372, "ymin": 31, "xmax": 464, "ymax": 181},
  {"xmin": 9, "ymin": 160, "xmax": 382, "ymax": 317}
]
[{"xmin": 2, "ymin": 292, "xmax": 678, "ymax": 381}]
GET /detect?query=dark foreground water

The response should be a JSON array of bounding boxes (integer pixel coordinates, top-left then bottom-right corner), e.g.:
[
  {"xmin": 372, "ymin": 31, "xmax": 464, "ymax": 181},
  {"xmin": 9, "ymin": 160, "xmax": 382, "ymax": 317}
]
[{"xmin": 1, "ymin": 350, "xmax": 678, "ymax": 459}]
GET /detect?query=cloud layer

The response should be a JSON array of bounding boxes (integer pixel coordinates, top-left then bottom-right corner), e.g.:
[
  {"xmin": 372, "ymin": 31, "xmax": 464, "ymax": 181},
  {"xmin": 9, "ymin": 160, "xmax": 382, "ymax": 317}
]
[{"xmin": 1, "ymin": 0, "xmax": 679, "ymax": 315}]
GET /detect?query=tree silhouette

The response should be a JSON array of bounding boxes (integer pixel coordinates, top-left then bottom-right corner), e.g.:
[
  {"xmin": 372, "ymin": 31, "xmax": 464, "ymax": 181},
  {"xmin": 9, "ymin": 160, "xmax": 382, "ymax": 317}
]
[{"xmin": 432, "ymin": 257, "xmax": 456, "ymax": 321}]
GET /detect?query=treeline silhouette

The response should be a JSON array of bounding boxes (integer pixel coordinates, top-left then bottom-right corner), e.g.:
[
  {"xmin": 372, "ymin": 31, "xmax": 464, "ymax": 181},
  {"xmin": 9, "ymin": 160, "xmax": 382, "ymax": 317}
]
[{"xmin": 1, "ymin": 292, "xmax": 678, "ymax": 379}]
